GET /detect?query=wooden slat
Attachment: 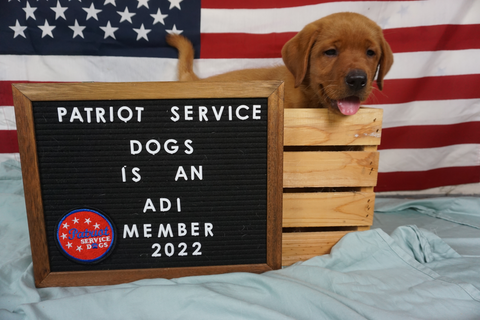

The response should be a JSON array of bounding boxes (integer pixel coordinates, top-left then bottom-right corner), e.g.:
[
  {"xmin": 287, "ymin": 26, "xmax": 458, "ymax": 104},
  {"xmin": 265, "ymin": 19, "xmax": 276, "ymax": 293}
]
[
  {"xmin": 283, "ymin": 151, "xmax": 379, "ymax": 188},
  {"xmin": 284, "ymin": 108, "xmax": 382, "ymax": 146},
  {"xmin": 282, "ymin": 231, "xmax": 351, "ymax": 266},
  {"xmin": 283, "ymin": 192, "xmax": 374, "ymax": 228}
]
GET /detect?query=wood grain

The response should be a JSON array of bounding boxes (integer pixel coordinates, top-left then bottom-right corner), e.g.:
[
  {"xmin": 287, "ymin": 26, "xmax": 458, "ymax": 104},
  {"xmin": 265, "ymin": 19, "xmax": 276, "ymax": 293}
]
[
  {"xmin": 283, "ymin": 151, "xmax": 379, "ymax": 188},
  {"xmin": 283, "ymin": 192, "xmax": 374, "ymax": 228},
  {"xmin": 284, "ymin": 108, "xmax": 382, "ymax": 146}
]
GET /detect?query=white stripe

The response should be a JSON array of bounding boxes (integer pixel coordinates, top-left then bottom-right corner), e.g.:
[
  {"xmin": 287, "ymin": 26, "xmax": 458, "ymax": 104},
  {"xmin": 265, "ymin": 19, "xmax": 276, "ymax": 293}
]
[
  {"xmin": 0, "ymin": 154, "xmax": 20, "ymax": 163},
  {"xmin": 378, "ymin": 144, "xmax": 480, "ymax": 173},
  {"xmin": 366, "ymin": 99, "xmax": 480, "ymax": 129},
  {"xmin": 0, "ymin": 55, "xmax": 178, "ymax": 82},
  {"xmin": 0, "ymin": 106, "xmax": 16, "ymax": 130},
  {"xmin": 201, "ymin": 0, "xmax": 480, "ymax": 34},
  {"xmin": 2, "ymin": 49, "xmax": 479, "ymax": 82}
]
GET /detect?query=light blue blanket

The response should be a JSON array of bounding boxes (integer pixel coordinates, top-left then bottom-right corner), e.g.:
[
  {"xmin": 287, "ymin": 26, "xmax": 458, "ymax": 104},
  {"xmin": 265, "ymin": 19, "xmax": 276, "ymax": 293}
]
[{"xmin": 1, "ymin": 160, "xmax": 479, "ymax": 319}]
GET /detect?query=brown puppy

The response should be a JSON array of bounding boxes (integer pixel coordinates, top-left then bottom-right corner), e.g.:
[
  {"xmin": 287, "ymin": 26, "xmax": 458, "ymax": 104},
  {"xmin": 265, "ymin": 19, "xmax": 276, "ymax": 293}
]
[{"xmin": 167, "ymin": 12, "xmax": 393, "ymax": 115}]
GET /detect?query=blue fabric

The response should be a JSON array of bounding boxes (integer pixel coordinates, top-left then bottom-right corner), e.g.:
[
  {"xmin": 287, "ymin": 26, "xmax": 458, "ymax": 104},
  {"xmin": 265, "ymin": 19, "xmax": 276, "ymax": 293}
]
[{"xmin": 1, "ymin": 160, "xmax": 480, "ymax": 319}]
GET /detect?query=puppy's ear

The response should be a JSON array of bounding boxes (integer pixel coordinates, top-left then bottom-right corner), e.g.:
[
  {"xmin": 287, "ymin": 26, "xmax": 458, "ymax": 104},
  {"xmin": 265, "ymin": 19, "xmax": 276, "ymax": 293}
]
[
  {"xmin": 376, "ymin": 34, "xmax": 394, "ymax": 91},
  {"xmin": 282, "ymin": 24, "xmax": 320, "ymax": 88}
]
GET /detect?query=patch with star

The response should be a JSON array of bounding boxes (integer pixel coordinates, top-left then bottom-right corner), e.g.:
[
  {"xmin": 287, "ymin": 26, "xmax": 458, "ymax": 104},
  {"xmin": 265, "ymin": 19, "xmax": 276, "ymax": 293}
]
[{"xmin": 55, "ymin": 208, "xmax": 116, "ymax": 264}]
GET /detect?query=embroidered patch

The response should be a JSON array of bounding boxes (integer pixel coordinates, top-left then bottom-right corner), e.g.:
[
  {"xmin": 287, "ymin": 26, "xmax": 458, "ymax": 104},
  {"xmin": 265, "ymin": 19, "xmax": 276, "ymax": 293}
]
[{"xmin": 56, "ymin": 208, "xmax": 115, "ymax": 264}]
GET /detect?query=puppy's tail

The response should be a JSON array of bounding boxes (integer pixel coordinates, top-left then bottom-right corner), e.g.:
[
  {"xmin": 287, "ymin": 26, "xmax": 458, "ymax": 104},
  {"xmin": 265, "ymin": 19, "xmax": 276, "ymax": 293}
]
[{"xmin": 166, "ymin": 34, "xmax": 200, "ymax": 81}]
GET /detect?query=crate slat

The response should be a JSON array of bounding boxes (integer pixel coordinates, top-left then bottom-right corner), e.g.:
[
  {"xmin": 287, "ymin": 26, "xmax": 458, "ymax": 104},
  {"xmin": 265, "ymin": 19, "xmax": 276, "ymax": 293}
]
[
  {"xmin": 284, "ymin": 108, "xmax": 382, "ymax": 146},
  {"xmin": 283, "ymin": 151, "xmax": 379, "ymax": 188},
  {"xmin": 282, "ymin": 231, "xmax": 351, "ymax": 266},
  {"xmin": 283, "ymin": 192, "xmax": 374, "ymax": 228}
]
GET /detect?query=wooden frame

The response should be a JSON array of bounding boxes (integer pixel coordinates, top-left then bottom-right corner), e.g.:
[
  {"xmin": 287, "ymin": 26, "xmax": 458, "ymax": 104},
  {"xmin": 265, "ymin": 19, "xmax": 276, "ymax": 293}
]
[{"xmin": 13, "ymin": 81, "xmax": 284, "ymax": 287}]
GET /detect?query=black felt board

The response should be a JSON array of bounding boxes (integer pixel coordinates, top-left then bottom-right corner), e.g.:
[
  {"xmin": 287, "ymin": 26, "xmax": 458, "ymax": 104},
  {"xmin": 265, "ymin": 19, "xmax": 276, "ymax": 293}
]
[{"xmin": 32, "ymin": 98, "xmax": 269, "ymax": 272}]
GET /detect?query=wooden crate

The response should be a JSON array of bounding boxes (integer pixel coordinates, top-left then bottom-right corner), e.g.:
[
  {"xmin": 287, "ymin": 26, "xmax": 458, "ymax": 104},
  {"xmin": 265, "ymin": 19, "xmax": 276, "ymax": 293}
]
[{"xmin": 282, "ymin": 108, "xmax": 382, "ymax": 266}]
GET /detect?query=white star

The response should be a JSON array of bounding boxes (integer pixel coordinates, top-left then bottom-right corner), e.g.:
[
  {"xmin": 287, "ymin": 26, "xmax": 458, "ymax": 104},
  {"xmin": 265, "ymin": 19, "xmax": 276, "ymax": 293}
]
[
  {"xmin": 51, "ymin": 0, "xmax": 68, "ymax": 20},
  {"xmin": 61, "ymin": 233, "xmax": 67, "ymax": 239},
  {"xmin": 151, "ymin": 8, "xmax": 168, "ymax": 25},
  {"xmin": 94, "ymin": 222, "xmax": 100, "ymax": 229},
  {"xmin": 168, "ymin": 0, "xmax": 182, "ymax": 10},
  {"xmin": 72, "ymin": 217, "xmax": 79, "ymax": 224},
  {"xmin": 133, "ymin": 23, "xmax": 151, "ymax": 41},
  {"xmin": 166, "ymin": 24, "xmax": 183, "ymax": 35},
  {"xmin": 104, "ymin": 0, "xmax": 116, "ymax": 6},
  {"xmin": 117, "ymin": 7, "xmax": 135, "ymax": 23},
  {"xmin": 100, "ymin": 21, "xmax": 118, "ymax": 39},
  {"xmin": 83, "ymin": 3, "xmax": 101, "ymax": 21},
  {"xmin": 137, "ymin": 0, "xmax": 149, "ymax": 9},
  {"xmin": 69, "ymin": 20, "xmax": 85, "ymax": 38},
  {"xmin": 76, "ymin": 245, "xmax": 83, "ymax": 252},
  {"xmin": 66, "ymin": 242, "xmax": 72, "ymax": 248},
  {"xmin": 38, "ymin": 20, "xmax": 55, "ymax": 38},
  {"xmin": 23, "ymin": 2, "xmax": 37, "ymax": 20},
  {"xmin": 9, "ymin": 20, "xmax": 27, "ymax": 38},
  {"xmin": 85, "ymin": 218, "xmax": 91, "ymax": 224},
  {"xmin": 62, "ymin": 221, "xmax": 69, "ymax": 229}
]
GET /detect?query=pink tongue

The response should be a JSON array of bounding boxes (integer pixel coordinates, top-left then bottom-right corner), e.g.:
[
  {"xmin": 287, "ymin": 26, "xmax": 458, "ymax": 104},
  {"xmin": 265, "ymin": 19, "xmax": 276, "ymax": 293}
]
[{"xmin": 337, "ymin": 97, "xmax": 361, "ymax": 115}]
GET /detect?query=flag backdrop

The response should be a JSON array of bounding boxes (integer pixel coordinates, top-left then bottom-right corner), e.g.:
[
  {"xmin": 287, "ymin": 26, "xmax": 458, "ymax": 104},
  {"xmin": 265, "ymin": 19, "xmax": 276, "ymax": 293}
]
[{"xmin": 1, "ymin": 0, "xmax": 479, "ymax": 192}]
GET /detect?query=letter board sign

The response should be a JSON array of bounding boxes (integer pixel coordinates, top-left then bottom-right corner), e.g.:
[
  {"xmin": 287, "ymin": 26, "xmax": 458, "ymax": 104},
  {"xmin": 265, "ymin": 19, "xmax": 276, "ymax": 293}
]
[{"xmin": 13, "ymin": 81, "xmax": 284, "ymax": 287}]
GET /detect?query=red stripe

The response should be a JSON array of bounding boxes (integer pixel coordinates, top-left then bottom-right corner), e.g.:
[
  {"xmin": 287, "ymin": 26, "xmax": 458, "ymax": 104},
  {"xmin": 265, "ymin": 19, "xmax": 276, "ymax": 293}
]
[
  {"xmin": 384, "ymin": 24, "xmax": 480, "ymax": 53},
  {"xmin": 379, "ymin": 122, "xmax": 480, "ymax": 150},
  {"xmin": 0, "ymin": 130, "xmax": 19, "ymax": 153},
  {"xmin": 376, "ymin": 166, "xmax": 480, "ymax": 192},
  {"xmin": 200, "ymin": 24, "xmax": 480, "ymax": 59},
  {"xmin": 365, "ymin": 74, "xmax": 480, "ymax": 105},
  {"xmin": 201, "ymin": 33, "xmax": 295, "ymax": 59},
  {"xmin": 202, "ymin": 0, "xmax": 419, "ymax": 9}
]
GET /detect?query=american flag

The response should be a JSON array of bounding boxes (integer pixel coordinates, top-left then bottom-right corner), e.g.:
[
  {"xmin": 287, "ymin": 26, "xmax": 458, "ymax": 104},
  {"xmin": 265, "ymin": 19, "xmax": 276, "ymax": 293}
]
[{"xmin": 1, "ymin": 0, "xmax": 479, "ymax": 193}]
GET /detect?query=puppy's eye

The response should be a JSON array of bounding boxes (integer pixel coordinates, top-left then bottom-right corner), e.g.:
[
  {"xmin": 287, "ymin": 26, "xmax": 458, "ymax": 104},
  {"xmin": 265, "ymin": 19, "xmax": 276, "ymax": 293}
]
[
  {"xmin": 366, "ymin": 49, "xmax": 376, "ymax": 57},
  {"xmin": 324, "ymin": 49, "xmax": 337, "ymax": 57}
]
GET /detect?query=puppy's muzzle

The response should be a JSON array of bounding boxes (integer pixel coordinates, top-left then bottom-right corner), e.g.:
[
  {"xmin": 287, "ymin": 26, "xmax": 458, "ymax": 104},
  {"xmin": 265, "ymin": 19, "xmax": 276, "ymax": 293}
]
[{"xmin": 345, "ymin": 69, "xmax": 367, "ymax": 92}]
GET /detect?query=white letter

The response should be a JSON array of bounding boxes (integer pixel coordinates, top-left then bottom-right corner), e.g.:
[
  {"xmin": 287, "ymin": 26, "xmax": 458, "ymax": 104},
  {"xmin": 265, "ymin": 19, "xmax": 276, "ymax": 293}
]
[
  {"xmin": 135, "ymin": 107, "xmax": 144, "ymax": 122},
  {"xmin": 185, "ymin": 106, "xmax": 193, "ymax": 120},
  {"xmin": 123, "ymin": 224, "xmax": 139, "ymax": 238},
  {"xmin": 130, "ymin": 140, "xmax": 142, "ymax": 155},
  {"xmin": 158, "ymin": 224, "xmax": 173, "ymax": 238},
  {"xmin": 117, "ymin": 106, "xmax": 133, "ymax": 123},
  {"xmin": 170, "ymin": 106, "xmax": 180, "ymax": 122},
  {"xmin": 164, "ymin": 139, "xmax": 179, "ymax": 154},
  {"xmin": 228, "ymin": 106, "xmax": 233, "ymax": 121},
  {"xmin": 178, "ymin": 223, "xmax": 187, "ymax": 237},
  {"xmin": 132, "ymin": 167, "xmax": 141, "ymax": 182},
  {"xmin": 175, "ymin": 166, "xmax": 188, "ymax": 181},
  {"xmin": 69, "ymin": 107, "xmax": 84, "ymax": 123},
  {"xmin": 57, "ymin": 107, "xmax": 67, "ymax": 122},
  {"xmin": 184, "ymin": 140, "xmax": 194, "ymax": 154},
  {"xmin": 96, "ymin": 108, "xmax": 106, "ymax": 123},
  {"xmin": 212, "ymin": 106, "xmax": 224, "ymax": 121},
  {"xmin": 205, "ymin": 223, "xmax": 214, "ymax": 237},
  {"xmin": 199, "ymin": 106, "xmax": 208, "ymax": 121},
  {"xmin": 191, "ymin": 166, "xmax": 203, "ymax": 180},
  {"xmin": 253, "ymin": 105, "xmax": 261, "ymax": 120},
  {"xmin": 109, "ymin": 106, "xmax": 114, "ymax": 122},
  {"xmin": 191, "ymin": 222, "xmax": 199, "ymax": 236},
  {"xmin": 236, "ymin": 105, "xmax": 249, "ymax": 120},
  {"xmin": 143, "ymin": 224, "xmax": 152, "ymax": 238},
  {"xmin": 160, "ymin": 198, "xmax": 171, "ymax": 212},
  {"xmin": 177, "ymin": 198, "xmax": 181, "ymax": 212},
  {"xmin": 143, "ymin": 198, "xmax": 156, "ymax": 213},
  {"xmin": 84, "ymin": 107, "xmax": 93, "ymax": 123},
  {"xmin": 121, "ymin": 166, "xmax": 127, "ymax": 182},
  {"xmin": 146, "ymin": 139, "xmax": 161, "ymax": 155}
]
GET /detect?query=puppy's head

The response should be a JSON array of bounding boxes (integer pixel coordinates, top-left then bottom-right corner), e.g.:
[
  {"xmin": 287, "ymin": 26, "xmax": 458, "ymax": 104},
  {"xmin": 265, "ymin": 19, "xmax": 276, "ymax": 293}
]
[{"xmin": 282, "ymin": 12, "xmax": 394, "ymax": 115}]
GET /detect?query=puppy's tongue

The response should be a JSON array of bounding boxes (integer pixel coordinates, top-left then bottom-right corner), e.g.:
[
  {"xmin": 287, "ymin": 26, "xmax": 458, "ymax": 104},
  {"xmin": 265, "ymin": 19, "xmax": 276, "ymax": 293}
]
[{"xmin": 336, "ymin": 97, "xmax": 361, "ymax": 115}]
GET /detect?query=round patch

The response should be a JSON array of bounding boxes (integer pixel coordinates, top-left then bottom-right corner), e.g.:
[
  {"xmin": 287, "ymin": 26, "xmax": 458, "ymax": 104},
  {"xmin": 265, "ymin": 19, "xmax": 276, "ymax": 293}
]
[{"xmin": 56, "ymin": 208, "xmax": 115, "ymax": 264}]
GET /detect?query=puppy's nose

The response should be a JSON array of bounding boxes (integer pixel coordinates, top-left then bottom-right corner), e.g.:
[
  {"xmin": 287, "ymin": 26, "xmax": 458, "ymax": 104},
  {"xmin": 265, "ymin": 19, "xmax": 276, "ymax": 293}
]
[{"xmin": 345, "ymin": 70, "xmax": 367, "ymax": 91}]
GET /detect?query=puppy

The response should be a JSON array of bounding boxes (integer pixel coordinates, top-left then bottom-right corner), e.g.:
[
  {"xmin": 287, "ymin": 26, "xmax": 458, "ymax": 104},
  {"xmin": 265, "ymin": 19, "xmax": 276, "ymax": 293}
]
[{"xmin": 167, "ymin": 12, "xmax": 393, "ymax": 115}]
